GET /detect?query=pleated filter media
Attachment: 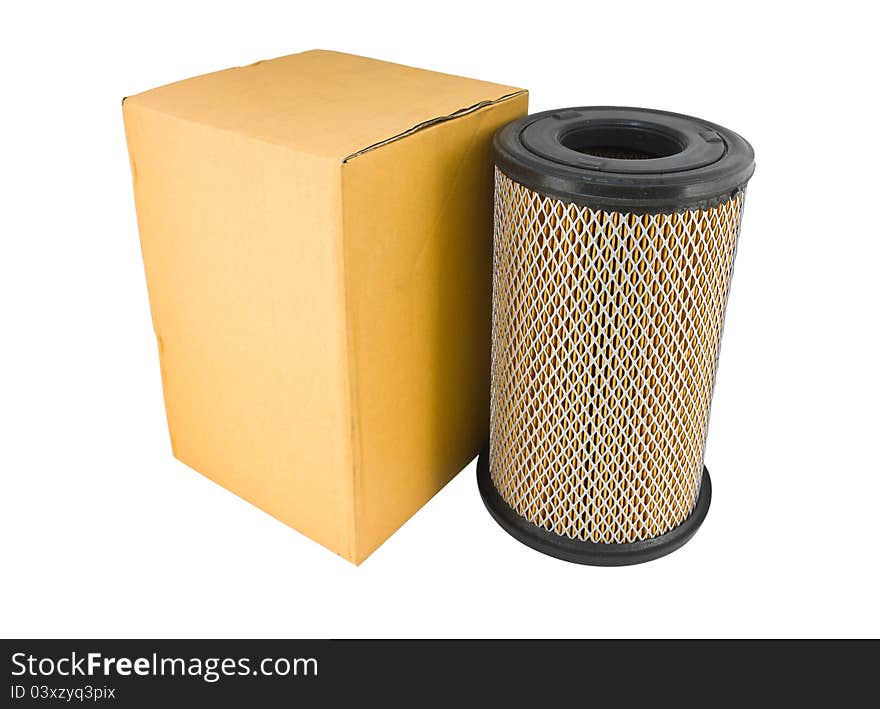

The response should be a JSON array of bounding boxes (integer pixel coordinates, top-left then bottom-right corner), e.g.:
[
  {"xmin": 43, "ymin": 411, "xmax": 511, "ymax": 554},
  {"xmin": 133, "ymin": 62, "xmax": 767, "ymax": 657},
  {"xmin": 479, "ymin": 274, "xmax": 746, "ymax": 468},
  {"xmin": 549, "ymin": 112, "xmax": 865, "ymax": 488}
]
[{"xmin": 478, "ymin": 107, "xmax": 755, "ymax": 565}]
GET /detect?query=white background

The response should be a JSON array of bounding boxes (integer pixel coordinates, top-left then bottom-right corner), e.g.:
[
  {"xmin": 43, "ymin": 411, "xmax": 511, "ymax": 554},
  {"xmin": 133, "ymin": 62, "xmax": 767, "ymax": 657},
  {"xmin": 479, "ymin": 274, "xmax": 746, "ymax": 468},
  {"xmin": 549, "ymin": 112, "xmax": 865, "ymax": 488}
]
[{"xmin": 2, "ymin": 1, "xmax": 878, "ymax": 639}]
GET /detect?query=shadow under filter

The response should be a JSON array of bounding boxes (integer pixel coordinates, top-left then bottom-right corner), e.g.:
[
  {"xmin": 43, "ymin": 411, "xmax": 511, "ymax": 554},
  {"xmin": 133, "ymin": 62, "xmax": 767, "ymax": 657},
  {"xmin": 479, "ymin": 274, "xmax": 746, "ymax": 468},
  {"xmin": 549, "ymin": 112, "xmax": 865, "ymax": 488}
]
[{"xmin": 478, "ymin": 107, "xmax": 755, "ymax": 565}]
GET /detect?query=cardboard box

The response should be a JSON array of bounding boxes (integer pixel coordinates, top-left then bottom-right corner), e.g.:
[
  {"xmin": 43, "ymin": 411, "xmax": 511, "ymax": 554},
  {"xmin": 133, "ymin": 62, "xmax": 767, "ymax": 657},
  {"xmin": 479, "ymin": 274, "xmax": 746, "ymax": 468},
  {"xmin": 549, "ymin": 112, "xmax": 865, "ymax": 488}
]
[{"xmin": 123, "ymin": 50, "xmax": 528, "ymax": 563}]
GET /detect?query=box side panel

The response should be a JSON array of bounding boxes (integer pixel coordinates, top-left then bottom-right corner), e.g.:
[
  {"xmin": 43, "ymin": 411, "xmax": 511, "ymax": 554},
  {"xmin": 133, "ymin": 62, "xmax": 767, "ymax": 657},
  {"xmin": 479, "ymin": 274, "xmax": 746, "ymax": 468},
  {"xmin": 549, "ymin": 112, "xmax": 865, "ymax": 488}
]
[
  {"xmin": 341, "ymin": 93, "xmax": 529, "ymax": 562},
  {"xmin": 123, "ymin": 99, "xmax": 355, "ymax": 560}
]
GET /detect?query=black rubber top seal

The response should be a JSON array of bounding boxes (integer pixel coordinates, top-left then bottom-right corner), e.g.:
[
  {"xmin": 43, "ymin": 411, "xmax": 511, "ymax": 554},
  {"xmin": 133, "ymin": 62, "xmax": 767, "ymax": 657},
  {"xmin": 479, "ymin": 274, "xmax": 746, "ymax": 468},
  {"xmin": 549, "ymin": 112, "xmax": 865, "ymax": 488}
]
[
  {"xmin": 494, "ymin": 106, "xmax": 755, "ymax": 213},
  {"xmin": 477, "ymin": 446, "xmax": 711, "ymax": 566}
]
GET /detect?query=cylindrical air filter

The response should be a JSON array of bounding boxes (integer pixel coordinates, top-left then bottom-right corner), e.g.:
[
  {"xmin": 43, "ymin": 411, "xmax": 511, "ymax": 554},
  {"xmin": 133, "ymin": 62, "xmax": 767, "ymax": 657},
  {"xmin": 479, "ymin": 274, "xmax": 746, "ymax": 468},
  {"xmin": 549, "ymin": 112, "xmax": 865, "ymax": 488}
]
[{"xmin": 478, "ymin": 107, "xmax": 755, "ymax": 565}]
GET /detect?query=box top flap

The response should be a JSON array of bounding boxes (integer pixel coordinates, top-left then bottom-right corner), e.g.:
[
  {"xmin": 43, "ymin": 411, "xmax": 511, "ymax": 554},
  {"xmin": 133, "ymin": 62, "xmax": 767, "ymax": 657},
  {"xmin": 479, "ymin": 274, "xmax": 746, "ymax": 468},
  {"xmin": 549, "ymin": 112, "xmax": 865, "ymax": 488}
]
[{"xmin": 124, "ymin": 50, "xmax": 525, "ymax": 162}]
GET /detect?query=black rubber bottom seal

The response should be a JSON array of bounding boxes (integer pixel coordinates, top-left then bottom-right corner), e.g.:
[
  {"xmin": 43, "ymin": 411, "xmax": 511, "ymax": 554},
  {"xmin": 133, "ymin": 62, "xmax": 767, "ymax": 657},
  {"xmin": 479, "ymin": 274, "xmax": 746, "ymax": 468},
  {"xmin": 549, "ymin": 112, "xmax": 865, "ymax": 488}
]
[{"xmin": 477, "ymin": 446, "xmax": 711, "ymax": 566}]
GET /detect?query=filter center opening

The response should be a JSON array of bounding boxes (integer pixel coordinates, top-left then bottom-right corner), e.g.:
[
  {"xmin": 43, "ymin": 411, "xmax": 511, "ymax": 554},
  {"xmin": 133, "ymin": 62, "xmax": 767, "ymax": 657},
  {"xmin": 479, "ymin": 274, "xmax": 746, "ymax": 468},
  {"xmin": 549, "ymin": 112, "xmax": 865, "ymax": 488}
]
[{"xmin": 561, "ymin": 124, "xmax": 685, "ymax": 160}]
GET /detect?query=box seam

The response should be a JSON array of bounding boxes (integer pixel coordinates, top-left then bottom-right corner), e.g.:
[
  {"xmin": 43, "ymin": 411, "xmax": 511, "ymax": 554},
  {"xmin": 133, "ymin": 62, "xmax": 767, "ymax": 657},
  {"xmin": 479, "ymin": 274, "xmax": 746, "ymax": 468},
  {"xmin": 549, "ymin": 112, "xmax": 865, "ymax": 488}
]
[{"xmin": 341, "ymin": 90, "xmax": 527, "ymax": 163}]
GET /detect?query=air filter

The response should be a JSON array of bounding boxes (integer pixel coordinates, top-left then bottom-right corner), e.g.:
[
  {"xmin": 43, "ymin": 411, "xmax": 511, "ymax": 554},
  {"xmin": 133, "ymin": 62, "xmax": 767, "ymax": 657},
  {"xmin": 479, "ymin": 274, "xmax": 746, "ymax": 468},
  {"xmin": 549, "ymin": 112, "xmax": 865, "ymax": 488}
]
[{"xmin": 478, "ymin": 107, "xmax": 755, "ymax": 565}]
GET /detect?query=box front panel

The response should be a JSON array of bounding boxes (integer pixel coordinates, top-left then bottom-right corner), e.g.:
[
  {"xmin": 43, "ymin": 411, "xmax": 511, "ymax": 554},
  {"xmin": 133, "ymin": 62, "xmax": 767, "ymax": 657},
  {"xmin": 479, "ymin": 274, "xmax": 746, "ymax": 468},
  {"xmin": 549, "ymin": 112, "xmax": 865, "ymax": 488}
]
[{"xmin": 124, "ymin": 101, "xmax": 355, "ymax": 559}]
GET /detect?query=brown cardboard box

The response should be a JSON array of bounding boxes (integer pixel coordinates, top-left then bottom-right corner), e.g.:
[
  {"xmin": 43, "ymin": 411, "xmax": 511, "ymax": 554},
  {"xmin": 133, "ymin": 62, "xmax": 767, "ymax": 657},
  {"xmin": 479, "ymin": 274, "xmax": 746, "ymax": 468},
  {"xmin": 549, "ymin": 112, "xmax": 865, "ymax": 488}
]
[{"xmin": 123, "ymin": 50, "xmax": 528, "ymax": 563}]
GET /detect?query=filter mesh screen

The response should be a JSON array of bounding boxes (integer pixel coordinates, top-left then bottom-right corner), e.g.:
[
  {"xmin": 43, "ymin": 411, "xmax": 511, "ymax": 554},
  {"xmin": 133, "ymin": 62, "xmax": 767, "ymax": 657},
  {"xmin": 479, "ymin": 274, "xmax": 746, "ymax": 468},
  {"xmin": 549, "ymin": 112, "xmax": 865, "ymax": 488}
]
[{"xmin": 489, "ymin": 169, "xmax": 745, "ymax": 543}]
